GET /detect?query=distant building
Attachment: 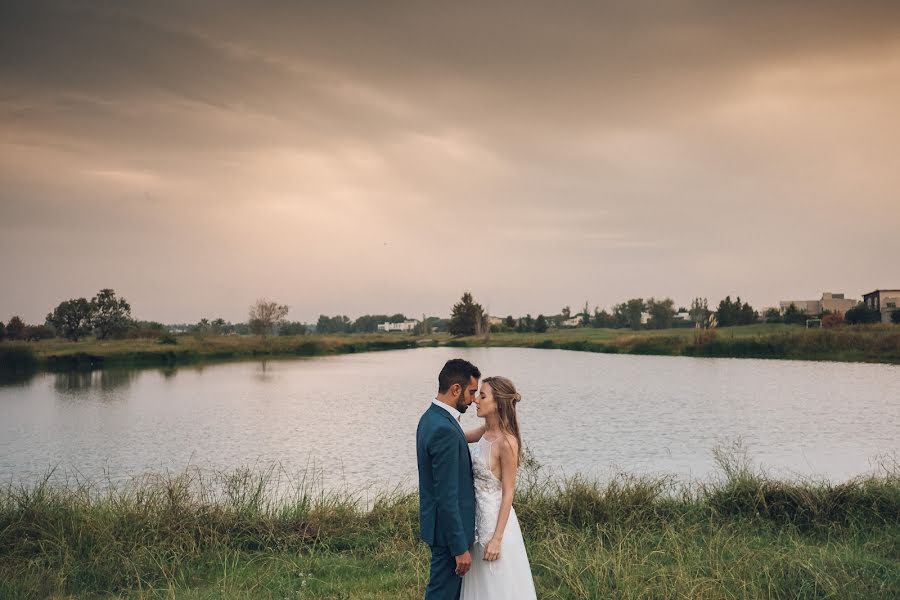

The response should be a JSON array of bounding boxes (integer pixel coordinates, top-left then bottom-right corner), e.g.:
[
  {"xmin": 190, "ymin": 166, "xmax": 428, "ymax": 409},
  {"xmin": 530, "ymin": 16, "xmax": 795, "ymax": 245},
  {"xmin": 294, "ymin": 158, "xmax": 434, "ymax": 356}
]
[
  {"xmin": 561, "ymin": 315, "xmax": 583, "ymax": 327},
  {"xmin": 779, "ymin": 292, "xmax": 858, "ymax": 315},
  {"xmin": 377, "ymin": 320, "xmax": 419, "ymax": 332},
  {"xmin": 674, "ymin": 311, "xmax": 691, "ymax": 321},
  {"xmin": 487, "ymin": 316, "xmax": 504, "ymax": 326},
  {"xmin": 862, "ymin": 289, "xmax": 900, "ymax": 323}
]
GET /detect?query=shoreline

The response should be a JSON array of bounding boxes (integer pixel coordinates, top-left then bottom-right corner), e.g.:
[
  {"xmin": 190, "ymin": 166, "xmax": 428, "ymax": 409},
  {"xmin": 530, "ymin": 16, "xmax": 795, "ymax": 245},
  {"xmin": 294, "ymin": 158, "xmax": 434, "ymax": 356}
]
[{"xmin": 1, "ymin": 324, "xmax": 898, "ymax": 376}]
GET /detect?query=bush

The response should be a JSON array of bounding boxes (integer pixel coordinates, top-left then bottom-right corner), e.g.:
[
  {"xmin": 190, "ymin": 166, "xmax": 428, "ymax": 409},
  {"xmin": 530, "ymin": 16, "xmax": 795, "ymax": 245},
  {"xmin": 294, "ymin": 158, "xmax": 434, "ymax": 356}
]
[
  {"xmin": 24, "ymin": 324, "xmax": 54, "ymax": 340},
  {"xmin": 158, "ymin": 332, "xmax": 178, "ymax": 345},
  {"xmin": 822, "ymin": 312, "xmax": 844, "ymax": 328},
  {"xmin": 893, "ymin": 309, "xmax": 900, "ymax": 325},
  {"xmin": 845, "ymin": 303, "xmax": 881, "ymax": 325}
]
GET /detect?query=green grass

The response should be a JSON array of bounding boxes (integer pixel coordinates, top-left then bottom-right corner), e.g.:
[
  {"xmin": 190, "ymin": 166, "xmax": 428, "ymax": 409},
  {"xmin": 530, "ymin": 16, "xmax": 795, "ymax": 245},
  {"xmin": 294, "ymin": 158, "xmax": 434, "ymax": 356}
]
[
  {"xmin": 1, "ymin": 454, "xmax": 897, "ymax": 599},
  {"xmin": 3, "ymin": 323, "xmax": 899, "ymax": 374},
  {"xmin": 464, "ymin": 323, "xmax": 900, "ymax": 364},
  {"xmin": 1, "ymin": 333, "xmax": 434, "ymax": 371}
]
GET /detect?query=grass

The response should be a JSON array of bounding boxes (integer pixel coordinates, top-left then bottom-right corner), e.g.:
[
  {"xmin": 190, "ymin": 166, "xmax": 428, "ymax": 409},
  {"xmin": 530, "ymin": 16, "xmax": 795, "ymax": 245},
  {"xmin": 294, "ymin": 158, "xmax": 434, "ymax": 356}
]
[
  {"xmin": 462, "ymin": 323, "xmax": 900, "ymax": 364},
  {"xmin": 2, "ymin": 333, "xmax": 433, "ymax": 371},
  {"xmin": 1, "ymin": 452, "xmax": 897, "ymax": 599},
  {"xmin": 2, "ymin": 324, "xmax": 899, "ymax": 374}
]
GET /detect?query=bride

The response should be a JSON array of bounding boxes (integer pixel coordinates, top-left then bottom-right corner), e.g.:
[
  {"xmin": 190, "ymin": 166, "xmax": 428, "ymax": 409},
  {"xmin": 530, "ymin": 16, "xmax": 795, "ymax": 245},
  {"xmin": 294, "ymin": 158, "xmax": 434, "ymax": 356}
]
[{"xmin": 461, "ymin": 376, "xmax": 537, "ymax": 599}]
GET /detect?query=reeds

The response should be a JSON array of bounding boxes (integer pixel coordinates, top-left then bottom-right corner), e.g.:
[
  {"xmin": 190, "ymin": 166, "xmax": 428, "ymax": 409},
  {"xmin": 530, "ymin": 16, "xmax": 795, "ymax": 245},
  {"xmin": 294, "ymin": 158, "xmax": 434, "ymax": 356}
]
[{"xmin": 1, "ymin": 453, "xmax": 897, "ymax": 598}]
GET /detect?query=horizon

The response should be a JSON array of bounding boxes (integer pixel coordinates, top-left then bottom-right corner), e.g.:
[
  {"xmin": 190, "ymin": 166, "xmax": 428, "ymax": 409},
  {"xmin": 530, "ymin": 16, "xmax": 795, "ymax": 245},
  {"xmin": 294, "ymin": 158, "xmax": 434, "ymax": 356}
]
[{"xmin": 2, "ymin": 2, "xmax": 899, "ymax": 324}]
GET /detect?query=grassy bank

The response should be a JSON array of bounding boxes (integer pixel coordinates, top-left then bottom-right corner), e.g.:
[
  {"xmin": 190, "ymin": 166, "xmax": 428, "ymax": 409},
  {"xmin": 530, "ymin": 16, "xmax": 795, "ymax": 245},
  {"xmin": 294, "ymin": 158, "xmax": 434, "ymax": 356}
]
[
  {"xmin": 1, "ymin": 457, "xmax": 897, "ymax": 599},
  {"xmin": 0, "ymin": 333, "xmax": 435, "ymax": 372},
  {"xmin": 463, "ymin": 323, "xmax": 900, "ymax": 364},
  {"xmin": 2, "ymin": 324, "xmax": 898, "ymax": 374}
]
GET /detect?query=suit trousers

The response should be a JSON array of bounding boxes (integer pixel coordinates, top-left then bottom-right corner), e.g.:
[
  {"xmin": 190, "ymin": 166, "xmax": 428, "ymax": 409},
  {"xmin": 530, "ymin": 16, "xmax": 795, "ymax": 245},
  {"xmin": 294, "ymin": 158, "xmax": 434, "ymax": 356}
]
[{"xmin": 425, "ymin": 545, "xmax": 462, "ymax": 600}]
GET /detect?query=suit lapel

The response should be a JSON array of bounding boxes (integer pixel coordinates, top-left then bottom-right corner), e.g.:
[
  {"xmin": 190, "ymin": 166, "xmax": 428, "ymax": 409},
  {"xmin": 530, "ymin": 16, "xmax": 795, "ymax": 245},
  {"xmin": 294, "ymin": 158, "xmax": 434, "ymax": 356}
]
[{"xmin": 430, "ymin": 402, "xmax": 465, "ymax": 439}]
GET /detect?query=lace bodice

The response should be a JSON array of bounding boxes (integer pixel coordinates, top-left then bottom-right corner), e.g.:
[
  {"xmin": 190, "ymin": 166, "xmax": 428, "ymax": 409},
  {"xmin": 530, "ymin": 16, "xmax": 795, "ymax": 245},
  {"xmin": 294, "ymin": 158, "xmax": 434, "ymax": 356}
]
[{"xmin": 471, "ymin": 435, "xmax": 503, "ymax": 545}]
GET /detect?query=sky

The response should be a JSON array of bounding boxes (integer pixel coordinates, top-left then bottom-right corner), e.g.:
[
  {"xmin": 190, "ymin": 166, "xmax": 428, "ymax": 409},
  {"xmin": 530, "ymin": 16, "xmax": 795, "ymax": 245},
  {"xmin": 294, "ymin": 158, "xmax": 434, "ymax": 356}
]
[{"xmin": 2, "ymin": 1, "xmax": 899, "ymax": 324}]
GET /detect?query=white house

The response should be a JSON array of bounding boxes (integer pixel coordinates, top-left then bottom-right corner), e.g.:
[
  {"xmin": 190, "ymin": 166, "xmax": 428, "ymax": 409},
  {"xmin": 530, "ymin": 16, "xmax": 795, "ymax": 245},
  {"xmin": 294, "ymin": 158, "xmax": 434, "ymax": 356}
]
[
  {"xmin": 561, "ymin": 315, "xmax": 583, "ymax": 327},
  {"xmin": 377, "ymin": 320, "xmax": 419, "ymax": 332}
]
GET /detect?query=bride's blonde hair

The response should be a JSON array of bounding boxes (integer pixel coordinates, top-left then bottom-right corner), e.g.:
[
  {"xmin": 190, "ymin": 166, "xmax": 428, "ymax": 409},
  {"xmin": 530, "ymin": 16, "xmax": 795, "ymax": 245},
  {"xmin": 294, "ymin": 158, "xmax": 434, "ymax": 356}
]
[{"xmin": 482, "ymin": 376, "xmax": 523, "ymax": 466}]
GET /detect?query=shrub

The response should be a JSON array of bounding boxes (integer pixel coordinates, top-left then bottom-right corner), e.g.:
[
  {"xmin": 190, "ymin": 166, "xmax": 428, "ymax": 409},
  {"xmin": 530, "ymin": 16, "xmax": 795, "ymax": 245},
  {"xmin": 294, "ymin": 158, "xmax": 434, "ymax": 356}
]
[
  {"xmin": 24, "ymin": 324, "xmax": 54, "ymax": 340},
  {"xmin": 158, "ymin": 332, "xmax": 178, "ymax": 345},
  {"xmin": 845, "ymin": 303, "xmax": 881, "ymax": 325},
  {"xmin": 822, "ymin": 312, "xmax": 844, "ymax": 328},
  {"xmin": 893, "ymin": 309, "xmax": 900, "ymax": 325}
]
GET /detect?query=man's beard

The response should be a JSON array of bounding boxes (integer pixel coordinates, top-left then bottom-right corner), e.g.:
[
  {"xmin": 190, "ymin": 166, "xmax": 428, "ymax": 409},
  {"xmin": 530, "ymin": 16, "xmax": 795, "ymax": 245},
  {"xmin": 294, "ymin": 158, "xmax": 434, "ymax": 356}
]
[{"xmin": 455, "ymin": 390, "xmax": 468, "ymax": 413}]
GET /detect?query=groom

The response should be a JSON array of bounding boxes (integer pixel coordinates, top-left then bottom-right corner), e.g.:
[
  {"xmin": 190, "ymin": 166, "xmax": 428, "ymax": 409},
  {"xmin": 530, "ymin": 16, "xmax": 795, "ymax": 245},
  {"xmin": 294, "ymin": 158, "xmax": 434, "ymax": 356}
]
[{"xmin": 416, "ymin": 358, "xmax": 480, "ymax": 600}]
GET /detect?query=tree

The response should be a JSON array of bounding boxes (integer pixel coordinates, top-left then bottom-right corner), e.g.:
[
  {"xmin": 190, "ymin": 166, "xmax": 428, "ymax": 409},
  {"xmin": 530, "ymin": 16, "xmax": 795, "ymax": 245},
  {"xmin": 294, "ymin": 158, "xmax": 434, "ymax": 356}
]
[
  {"xmin": 505, "ymin": 315, "xmax": 515, "ymax": 329},
  {"xmin": 592, "ymin": 308, "xmax": 613, "ymax": 328},
  {"xmin": 782, "ymin": 302, "xmax": 807, "ymax": 325},
  {"xmin": 624, "ymin": 298, "xmax": 645, "ymax": 330},
  {"xmin": 278, "ymin": 321, "xmax": 308, "ymax": 336},
  {"xmin": 689, "ymin": 297, "xmax": 710, "ymax": 329},
  {"xmin": 764, "ymin": 308, "xmax": 782, "ymax": 324},
  {"xmin": 561, "ymin": 306, "xmax": 571, "ymax": 319},
  {"xmin": 46, "ymin": 298, "xmax": 93, "ymax": 341},
  {"xmin": 91, "ymin": 288, "xmax": 132, "ymax": 339},
  {"xmin": 844, "ymin": 303, "xmax": 880, "ymax": 325},
  {"xmin": 534, "ymin": 314, "xmax": 548, "ymax": 333},
  {"xmin": 249, "ymin": 298, "xmax": 289, "ymax": 337},
  {"xmin": 25, "ymin": 324, "xmax": 54, "ymax": 340},
  {"xmin": 892, "ymin": 309, "xmax": 900, "ymax": 325},
  {"xmin": 448, "ymin": 292, "xmax": 485, "ymax": 336},
  {"xmin": 646, "ymin": 297, "xmax": 675, "ymax": 329},
  {"xmin": 5, "ymin": 316, "xmax": 26, "ymax": 341},
  {"xmin": 516, "ymin": 314, "xmax": 534, "ymax": 333},
  {"xmin": 0, "ymin": 321, "xmax": 5, "ymax": 341},
  {"xmin": 822, "ymin": 312, "xmax": 844, "ymax": 328},
  {"xmin": 580, "ymin": 301, "xmax": 591, "ymax": 327},
  {"xmin": 738, "ymin": 300, "xmax": 757, "ymax": 325},
  {"xmin": 315, "ymin": 315, "xmax": 351, "ymax": 334}
]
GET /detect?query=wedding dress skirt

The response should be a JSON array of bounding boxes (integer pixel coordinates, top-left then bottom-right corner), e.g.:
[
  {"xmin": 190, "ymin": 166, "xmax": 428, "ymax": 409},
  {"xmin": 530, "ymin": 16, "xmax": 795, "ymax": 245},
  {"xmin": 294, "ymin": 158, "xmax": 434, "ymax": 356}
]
[{"xmin": 460, "ymin": 436, "xmax": 537, "ymax": 600}]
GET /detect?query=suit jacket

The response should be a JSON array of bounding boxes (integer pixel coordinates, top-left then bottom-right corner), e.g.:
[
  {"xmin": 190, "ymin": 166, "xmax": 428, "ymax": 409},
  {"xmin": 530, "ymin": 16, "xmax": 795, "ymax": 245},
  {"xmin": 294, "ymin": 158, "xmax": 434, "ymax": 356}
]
[{"xmin": 416, "ymin": 402, "xmax": 476, "ymax": 556}]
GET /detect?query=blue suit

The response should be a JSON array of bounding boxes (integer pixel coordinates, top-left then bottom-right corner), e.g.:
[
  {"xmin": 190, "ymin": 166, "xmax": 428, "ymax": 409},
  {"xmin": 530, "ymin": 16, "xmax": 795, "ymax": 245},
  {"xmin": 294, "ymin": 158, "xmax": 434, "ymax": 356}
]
[{"xmin": 417, "ymin": 402, "xmax": 476, "ymax": 600}]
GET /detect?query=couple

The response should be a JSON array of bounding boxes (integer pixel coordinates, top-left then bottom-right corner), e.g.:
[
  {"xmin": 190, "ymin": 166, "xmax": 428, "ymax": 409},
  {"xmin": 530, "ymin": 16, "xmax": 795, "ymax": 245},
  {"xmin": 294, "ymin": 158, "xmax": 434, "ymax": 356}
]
[{"xmin": 416, "ymin": 359, "xmax": 537, "ymax": 600}]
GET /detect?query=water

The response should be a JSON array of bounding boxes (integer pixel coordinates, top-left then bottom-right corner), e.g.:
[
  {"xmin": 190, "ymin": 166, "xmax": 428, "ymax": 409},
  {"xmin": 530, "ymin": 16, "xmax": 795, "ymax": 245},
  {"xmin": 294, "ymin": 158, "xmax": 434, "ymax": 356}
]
[{"xmin": 1, "ymin": 347, "xmax": 898, "ymax": 490}]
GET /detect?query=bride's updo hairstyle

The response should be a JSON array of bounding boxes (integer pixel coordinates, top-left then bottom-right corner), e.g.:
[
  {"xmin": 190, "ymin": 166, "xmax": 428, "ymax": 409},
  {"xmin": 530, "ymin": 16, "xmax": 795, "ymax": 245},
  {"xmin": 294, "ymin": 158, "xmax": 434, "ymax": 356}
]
[{"xmin": 482, "ymin": 376, "xmax": 524, "ymax": 466}]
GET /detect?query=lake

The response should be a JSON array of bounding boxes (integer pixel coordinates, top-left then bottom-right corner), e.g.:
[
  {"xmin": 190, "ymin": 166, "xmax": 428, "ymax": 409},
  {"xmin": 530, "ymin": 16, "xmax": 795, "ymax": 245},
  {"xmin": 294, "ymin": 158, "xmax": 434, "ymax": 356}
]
[{"xmin": 1, "ymin": 347, "xmax": 898, "ymax": 490}]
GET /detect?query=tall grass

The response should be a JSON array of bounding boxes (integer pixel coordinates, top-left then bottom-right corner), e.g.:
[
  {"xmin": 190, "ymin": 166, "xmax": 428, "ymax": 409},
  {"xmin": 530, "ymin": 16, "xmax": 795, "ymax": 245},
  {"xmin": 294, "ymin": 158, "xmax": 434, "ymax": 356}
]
[{"xmin": 1, "ymin": 452, "xmax": 897, "ymax": 598}]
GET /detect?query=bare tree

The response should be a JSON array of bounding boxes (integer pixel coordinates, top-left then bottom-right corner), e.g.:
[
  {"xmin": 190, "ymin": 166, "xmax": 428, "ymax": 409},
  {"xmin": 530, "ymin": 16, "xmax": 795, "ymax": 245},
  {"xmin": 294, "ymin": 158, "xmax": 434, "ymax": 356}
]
[{"xmin": 249, "ymin": 298, "xmax": 289, "ymax": 337}]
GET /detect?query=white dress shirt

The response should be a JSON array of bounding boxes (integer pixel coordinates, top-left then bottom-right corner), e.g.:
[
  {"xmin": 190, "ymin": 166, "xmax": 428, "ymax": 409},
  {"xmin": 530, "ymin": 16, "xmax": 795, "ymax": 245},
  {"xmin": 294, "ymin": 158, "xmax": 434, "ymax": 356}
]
[{"xmin": 432, "ymin": 398, "xmax": 462, "ymax": 422}]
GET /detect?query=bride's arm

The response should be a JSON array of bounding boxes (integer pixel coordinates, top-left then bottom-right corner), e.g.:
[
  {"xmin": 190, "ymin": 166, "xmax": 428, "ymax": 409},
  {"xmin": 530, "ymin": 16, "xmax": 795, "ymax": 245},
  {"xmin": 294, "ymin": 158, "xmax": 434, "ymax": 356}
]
[
  {"xmin": 483, "ymin": 435, "xmax": 519, "ymax": 561},
  {"xmin": 464, "ymin": 424, "xmax": 486, "ymax": 443}
]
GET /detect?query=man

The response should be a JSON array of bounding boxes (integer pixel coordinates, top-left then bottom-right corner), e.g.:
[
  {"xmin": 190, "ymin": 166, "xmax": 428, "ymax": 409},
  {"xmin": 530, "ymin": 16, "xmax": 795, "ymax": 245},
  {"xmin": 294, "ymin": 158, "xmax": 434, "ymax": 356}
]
[{"xmin": 416, "ymin": 358, "xmax": 481, "ymax": 600}]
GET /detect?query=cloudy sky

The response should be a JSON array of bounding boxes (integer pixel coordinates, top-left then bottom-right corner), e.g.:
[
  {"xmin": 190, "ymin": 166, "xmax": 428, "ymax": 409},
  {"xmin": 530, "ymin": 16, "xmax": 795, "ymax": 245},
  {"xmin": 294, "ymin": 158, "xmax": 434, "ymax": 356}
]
[{"xmin": 2, "ymin": 1, "xmax": 899, "ymax": 324}]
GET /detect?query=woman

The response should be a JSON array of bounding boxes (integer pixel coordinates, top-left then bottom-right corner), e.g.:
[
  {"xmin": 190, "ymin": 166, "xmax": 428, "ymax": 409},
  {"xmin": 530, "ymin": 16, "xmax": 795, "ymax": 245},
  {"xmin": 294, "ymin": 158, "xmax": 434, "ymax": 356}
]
[{"xmin": 461, "ymin": 376, "xmax": 537, "ymax": 599}]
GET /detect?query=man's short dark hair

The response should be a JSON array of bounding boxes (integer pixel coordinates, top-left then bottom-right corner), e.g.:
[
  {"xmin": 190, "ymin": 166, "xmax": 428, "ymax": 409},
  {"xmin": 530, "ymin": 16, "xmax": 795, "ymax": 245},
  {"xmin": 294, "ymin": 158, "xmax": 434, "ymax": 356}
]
[{"xmin": 438, "ymin": 358, "xmax": 481, "ymax": 394}]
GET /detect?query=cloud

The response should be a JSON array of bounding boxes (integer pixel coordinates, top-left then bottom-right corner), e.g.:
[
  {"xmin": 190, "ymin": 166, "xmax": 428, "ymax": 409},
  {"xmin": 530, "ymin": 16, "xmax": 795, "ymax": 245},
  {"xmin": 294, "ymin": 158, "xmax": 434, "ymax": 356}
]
[{"xmin": 1, "ymin": 1, "xmax": 899, "ymax": 322}]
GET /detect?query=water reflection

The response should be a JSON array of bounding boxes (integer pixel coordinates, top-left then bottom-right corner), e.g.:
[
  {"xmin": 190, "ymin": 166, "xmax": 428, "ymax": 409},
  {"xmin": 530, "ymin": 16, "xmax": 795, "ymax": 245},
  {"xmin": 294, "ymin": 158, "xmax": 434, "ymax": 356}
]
[
  {"xmin": 0, "ymin": 367, "xmax": 37, "ymax": 388},
  {"xmin": 53, "ymin": 369, "xmax": 140, "ymax": 396},
  {"xmin": 0, "ymin": 348, "xmax": 897, "ymax": 490}
]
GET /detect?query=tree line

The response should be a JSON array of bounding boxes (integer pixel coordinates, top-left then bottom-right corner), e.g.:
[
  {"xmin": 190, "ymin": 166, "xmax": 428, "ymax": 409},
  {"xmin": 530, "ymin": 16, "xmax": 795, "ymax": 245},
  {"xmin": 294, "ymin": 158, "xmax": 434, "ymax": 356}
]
[{"xmin": 4, "ymin": 289, "xmax": 897, "ymax": 344}]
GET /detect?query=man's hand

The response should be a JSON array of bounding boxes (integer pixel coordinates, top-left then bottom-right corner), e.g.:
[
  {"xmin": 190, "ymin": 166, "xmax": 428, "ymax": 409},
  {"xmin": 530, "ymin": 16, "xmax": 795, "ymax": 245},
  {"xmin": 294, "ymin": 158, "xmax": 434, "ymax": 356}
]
[{"xmin": 455, "ymin": 550, "xmax": 472, "ymax": 576}]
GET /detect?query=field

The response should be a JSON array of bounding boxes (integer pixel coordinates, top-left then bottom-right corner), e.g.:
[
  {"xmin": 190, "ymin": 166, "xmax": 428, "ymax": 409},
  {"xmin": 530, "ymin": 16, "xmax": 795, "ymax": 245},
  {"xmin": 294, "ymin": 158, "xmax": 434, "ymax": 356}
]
[{"xmin": 2, "ymin": 324, "xmax": 899, "ymax": 374}]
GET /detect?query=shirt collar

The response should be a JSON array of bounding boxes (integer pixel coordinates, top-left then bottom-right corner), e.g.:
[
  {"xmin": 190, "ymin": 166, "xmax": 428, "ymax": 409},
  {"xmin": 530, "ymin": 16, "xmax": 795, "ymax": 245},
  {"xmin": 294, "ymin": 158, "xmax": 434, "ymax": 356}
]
[{"xmin": 432, "ymin": 398, "xmax": 461, "ymax": 421}]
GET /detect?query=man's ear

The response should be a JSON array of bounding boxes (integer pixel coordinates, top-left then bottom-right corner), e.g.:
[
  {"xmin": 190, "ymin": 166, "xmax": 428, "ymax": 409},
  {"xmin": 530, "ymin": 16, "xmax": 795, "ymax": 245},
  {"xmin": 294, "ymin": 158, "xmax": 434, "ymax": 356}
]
[{"xmin": 449, "ymin": 383, "xmax": 461, "ymax": 396}]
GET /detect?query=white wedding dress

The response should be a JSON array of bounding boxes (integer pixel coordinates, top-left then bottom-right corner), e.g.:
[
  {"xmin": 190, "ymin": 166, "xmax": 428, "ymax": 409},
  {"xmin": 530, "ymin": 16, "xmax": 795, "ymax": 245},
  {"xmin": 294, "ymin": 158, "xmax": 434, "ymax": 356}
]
[{"xmin": 460, "ymin": 435, "xmax": 537, "ymax": 600}]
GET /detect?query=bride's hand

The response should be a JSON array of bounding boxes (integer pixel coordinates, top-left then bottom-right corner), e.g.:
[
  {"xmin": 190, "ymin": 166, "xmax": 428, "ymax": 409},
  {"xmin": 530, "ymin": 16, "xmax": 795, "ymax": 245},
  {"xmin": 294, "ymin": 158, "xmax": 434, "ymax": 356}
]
[{"xmin": 483, "ymin": 537, "xmax": 501, "ymax": 561}]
